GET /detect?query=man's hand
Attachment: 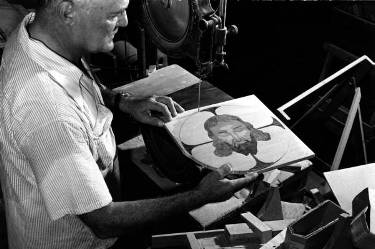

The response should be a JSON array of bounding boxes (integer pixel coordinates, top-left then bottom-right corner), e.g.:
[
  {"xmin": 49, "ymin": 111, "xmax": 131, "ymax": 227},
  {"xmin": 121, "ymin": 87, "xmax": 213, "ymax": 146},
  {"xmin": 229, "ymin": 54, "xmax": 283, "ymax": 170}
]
[
  {"xmin": 119, "ymin": 95, "xmax": 184, "ymax": 126},
  {"xmin": 195, "ymin": 164, "xmax": 259, "ymax": 203}
]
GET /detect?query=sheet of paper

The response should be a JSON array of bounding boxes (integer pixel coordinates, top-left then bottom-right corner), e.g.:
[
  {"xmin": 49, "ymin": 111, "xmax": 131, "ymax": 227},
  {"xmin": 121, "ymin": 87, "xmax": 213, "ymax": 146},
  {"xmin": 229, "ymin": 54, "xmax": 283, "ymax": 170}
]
[{"xmin": 324, "ymin": 163, "xmax": 375, "ymax": 214}]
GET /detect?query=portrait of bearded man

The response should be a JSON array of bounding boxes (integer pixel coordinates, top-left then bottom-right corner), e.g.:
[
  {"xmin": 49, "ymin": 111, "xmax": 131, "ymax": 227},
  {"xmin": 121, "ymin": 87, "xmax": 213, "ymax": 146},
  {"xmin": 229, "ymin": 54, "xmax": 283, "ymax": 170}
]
[{"xmin": 204, "ymin": 114, "xmax": 271, "ymax": 157}]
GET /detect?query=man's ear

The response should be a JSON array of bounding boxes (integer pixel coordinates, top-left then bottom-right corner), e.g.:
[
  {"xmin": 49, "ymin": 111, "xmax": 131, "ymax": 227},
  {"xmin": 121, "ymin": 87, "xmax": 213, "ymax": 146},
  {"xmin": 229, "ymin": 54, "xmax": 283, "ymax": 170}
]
[{"xmin": 57, "ymin": 0, "xmax": 75, "ymax": 24}]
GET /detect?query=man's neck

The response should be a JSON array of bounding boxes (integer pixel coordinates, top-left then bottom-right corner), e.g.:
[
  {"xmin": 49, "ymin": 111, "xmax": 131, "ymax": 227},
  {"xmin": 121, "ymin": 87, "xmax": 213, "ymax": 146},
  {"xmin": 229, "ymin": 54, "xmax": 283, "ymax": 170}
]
[{"xmin": 27, "ymin": 15, "xmax": 84, "ymax": 65}]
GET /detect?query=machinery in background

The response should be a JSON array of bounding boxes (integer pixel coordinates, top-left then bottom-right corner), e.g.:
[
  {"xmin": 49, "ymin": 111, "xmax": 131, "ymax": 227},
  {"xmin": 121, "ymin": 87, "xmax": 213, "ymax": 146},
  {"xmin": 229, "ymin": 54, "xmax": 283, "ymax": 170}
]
[{"xmin": 133, "ymin": 0, "xmax": 238, "ymax": 79}]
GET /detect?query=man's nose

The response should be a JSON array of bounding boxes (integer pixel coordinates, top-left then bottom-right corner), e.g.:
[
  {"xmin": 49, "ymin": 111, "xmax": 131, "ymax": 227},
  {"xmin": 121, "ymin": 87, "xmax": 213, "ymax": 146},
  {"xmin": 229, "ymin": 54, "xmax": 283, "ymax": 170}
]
[
  {"xmin": 230, "ymin": 132, "xmax": 241, "ymax": 141},
  {"xmin": 117, "ymin": 11, "xmax": 128, "ymax": 27}
]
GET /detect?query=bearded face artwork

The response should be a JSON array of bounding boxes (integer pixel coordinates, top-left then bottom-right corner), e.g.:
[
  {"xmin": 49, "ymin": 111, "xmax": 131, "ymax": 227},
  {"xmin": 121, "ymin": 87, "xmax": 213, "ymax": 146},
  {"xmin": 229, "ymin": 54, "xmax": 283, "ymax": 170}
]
[
  {"xmin": 165, "ymin": 98, "xmax": 313, "ymax": 174},
  {"xmin": 204, "ymin": 114, "xmax": 271, "ymax": 157}
]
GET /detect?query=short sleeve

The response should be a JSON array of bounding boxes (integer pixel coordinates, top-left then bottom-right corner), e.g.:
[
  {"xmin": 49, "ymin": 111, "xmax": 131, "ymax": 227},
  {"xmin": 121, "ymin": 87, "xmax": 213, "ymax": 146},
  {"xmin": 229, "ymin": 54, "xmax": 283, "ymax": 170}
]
[{"xmin": 20, "ymin": 120, "xmax": 112, "ymax": 221}]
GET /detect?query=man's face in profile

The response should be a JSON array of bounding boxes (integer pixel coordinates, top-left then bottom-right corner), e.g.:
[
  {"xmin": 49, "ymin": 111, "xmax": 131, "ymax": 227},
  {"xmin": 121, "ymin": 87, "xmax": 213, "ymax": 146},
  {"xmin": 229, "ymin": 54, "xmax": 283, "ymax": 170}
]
[{"xmin": 209, "ymin": 119, "xmax": 257, "ymax": 156}]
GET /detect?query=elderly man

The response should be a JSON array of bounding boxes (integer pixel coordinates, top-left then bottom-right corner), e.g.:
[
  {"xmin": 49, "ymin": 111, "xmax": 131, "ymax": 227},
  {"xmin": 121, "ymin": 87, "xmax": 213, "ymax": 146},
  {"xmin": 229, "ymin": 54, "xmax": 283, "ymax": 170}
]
[{"xmin": 0, "ymin": 0, "xmax": 258, "ymax": 248}]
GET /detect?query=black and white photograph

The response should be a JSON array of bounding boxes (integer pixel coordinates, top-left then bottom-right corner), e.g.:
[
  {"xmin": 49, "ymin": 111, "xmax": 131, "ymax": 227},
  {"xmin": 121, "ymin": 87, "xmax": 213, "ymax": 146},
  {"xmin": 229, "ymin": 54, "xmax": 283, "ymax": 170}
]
[{"xmin": 1, "ymin": 0, "xmax": 375, "ymax": 249}]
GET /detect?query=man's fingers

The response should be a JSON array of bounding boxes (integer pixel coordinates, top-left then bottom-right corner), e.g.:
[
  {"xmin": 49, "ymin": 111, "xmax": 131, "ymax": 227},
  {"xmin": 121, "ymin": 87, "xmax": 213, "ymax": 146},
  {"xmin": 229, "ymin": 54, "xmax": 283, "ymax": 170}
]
[
  {"xmin": 155, "ymin": 96, "xmax": 177, "ymax": 117},
  {"xmin": 148, "ymin": 99, "xmax": 173, "ymax": 121},
  {"xmin": 174, "ymin": 102, "xmax": 185, "ymax": 113},
  {"xmin": 230, "ymin": 173, "xmax": 258, "ymax": 191},
  {"xmin": 216, "ymin": 163, "xmax": 233, "ymax": 179}
]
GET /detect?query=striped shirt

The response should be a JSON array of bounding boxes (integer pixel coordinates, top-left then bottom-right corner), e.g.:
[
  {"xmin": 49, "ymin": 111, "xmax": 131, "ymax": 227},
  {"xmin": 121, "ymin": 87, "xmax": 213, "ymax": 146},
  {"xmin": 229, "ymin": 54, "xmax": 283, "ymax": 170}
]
[{"xmin": 0, "ymin": 13, "xmax": 118, "ymax": 249}]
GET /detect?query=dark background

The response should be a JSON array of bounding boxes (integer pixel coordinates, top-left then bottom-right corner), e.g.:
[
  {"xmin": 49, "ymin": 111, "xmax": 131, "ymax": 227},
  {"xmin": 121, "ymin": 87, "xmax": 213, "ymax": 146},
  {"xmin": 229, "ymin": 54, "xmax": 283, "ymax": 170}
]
[
  {"xmin": 185, "ymin": 2, "xmax": 375, "ymax": 169},
  {"xmin": 208, "ymin": 2, "xmax": 375, "ymax": 108},
  {"xmin": 151, "ymin": 2, "xmax": 375, "ymax": 171},
  {"xmin": 93, "ymin": 2, "xmax": 375, "ymax": 173}
]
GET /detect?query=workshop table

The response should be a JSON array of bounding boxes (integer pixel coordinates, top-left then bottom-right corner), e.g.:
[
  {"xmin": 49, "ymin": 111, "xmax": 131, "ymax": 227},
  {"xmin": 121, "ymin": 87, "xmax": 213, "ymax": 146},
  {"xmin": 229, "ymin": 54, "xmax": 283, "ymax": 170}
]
[{"xmin": 112, "ymin": 64, "xmax": 312, "ymax": 248}]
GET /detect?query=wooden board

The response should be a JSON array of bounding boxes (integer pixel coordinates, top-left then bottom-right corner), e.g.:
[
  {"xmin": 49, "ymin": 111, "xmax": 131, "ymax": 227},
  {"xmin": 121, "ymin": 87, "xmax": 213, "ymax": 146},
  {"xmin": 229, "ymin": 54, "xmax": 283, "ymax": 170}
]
[
  {"xmin": 152, "ymin": 228, "xmax": 261, "ymax": 249},
  {"xmin": 114, "ymin": 64, "xmax": 200, "ymax": 97},
  {"xmin": 225, "ymin": 223, "xmax": 257, "ymax": 243}
]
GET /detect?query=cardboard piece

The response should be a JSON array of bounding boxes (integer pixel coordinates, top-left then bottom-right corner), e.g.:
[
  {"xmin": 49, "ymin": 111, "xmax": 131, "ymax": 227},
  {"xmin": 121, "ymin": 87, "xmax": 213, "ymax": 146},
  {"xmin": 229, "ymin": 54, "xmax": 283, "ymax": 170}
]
[
  {"xmin": 281, "ymin": 201, "xmax": 307, "ymax": 220},
  {"xmin": 350, "ymin": 188, "xmax": 375, "ymax": 249},
  {"xmin": 322, "ymin": 213, "xmax": 353, "ymax": 249},
  {"xmin": 284, "ymin": 200, "xmax": 347, "ymax": 249},
  {"xmin": 324, "ymin": 163, "xmax": 375, "ymax": 215},
  {"xmin": 257, "ymin": 187, "xmax": 283, "ymax": 221},
  {"xmin": 264, "ymin": 169, "xmax": 296, "ymax": 187}
]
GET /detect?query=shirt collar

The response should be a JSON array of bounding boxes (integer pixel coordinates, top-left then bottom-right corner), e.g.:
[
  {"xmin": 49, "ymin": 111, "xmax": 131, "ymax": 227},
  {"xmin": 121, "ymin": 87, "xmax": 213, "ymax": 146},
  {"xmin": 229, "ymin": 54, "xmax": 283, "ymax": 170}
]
[{"xmin": 18, "ymin": 13, "xmax": 91, "ymax": 107}]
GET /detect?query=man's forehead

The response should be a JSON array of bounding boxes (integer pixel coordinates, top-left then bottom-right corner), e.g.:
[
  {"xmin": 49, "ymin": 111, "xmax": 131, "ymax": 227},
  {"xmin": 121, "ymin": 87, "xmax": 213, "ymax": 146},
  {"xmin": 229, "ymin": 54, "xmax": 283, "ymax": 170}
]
[
  {"xmin": 75, "ymin": 0, "xmax": 129, "ymax": 10},
  {"xmin": 213, "ymin": 120, "xmax": 245, "ymax": 129},
  {"xmin": 217, "ymin": 119, "xmax": 243, "ymax": 125},
  {"xmin": 85, "ymin": 0, "xmax": 129, "ymax": 7}
]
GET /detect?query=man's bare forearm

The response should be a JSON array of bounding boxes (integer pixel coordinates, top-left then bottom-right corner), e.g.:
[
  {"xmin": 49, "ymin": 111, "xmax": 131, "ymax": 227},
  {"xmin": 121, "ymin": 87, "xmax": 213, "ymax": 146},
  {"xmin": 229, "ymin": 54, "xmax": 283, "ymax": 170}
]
[
  {"xmin": 80, "ymin": 160, "xmax": 258, "ymax": 239},
  {"xmin": 80, "ymin": 188, "xmax": 206, "ymax": 239}
]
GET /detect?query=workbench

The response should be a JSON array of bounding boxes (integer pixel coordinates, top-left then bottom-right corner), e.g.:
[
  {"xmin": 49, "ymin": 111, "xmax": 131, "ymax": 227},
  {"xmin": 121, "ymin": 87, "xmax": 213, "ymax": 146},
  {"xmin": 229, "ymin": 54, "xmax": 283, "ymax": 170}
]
[{"xmin": 113, "ymin": 64, "xmax": 314, "ymax": 248}]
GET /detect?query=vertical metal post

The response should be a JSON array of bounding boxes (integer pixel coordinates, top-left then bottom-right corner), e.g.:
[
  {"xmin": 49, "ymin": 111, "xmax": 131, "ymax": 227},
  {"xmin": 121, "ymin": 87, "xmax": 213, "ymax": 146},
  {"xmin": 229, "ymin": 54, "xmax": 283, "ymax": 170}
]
[{"xmin": 137, "ymin": 25, "xmax": 147, "ymax": 79}]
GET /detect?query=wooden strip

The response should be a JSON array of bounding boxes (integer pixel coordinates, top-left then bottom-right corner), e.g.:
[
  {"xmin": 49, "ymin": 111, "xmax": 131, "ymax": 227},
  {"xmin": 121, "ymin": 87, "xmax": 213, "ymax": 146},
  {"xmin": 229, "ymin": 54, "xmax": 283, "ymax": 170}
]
[
  {"xmin": 152, "ymin": 230, "xmax": 226, "ymax": 249},
  {"xmin": 152, "ymin": 233, "xmax": 188, "ymax": 248},
  {"xmin": 277, "ymin": 55, "xmax": 375, "ymax": 120},
  {"xmin": 357, "ymin": 104, "xmax": 368, "ymax": 164},
  {"xmin": 194, "ymin": 229, "xmax": 225, "ymax": 238},
  {"xmin": 263, "ymin": 219, "xmax": 295, "ymax": 235},
  {"xmin": 260, "ymin": 229, "xmax": 287, "ymax": 249},
  {"xmin": 331, "ymin": 87, "xmax": 361, "ymax": 171},
  {"xmin": 241, "ymin": 212, "xmax": 273, "ymax": 243},
  {"xmin": 187, "ymin": 232, "xmax": 202, "ymax": 249}
]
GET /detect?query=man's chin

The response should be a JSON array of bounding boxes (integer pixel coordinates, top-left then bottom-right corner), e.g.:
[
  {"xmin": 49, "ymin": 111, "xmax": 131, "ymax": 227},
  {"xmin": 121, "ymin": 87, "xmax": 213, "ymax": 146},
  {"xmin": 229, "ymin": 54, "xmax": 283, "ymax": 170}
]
[
  {"xmin": 103, "ymin": 42, "xmax": 115, "ymax": 52},
  {"xmin": 96, "ymin": 41, "xmax": 114, "ymax": 53}
]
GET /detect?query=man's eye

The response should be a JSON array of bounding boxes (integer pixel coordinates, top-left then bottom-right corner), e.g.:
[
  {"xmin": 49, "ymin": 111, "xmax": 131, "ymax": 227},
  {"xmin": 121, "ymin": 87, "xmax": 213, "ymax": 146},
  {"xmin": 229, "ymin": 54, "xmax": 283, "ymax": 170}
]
[
  {"xmin": 108, "ymin": 13, "xmax": 120, "ymax": 20},
  {"xmin": 109, "ymin": 10, "xmax": 125, "ymax": 20},
  {"xmin": 218, "ymin": 133, "xmax": 229, "ymax": 137},
  {"xmin": 234, "ymin": 127, "xmax": 245, "ymax": 132}
]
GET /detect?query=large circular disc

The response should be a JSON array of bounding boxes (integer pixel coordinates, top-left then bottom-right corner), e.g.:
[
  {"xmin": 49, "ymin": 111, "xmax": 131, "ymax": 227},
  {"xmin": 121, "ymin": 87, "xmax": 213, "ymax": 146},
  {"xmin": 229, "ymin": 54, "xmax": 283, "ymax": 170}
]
[
  {"xmin": 141, "ymin": 0, "xmax": 209, "ymax": 58},
  {"xmin": 145, "ymin": 0, "xmax": 191, "ymax": 42}
]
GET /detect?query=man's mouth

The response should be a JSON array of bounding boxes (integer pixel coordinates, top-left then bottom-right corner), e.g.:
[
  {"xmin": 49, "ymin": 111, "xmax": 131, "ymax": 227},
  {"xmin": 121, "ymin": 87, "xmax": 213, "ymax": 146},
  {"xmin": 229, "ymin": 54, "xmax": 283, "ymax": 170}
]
[
  {"xmin": 111, "ymin": 28, "xmax": 119, "ymax": 39},
  {"xmin": 233, "ymin": 138, "xmax": 252, "ymax": 146}
]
